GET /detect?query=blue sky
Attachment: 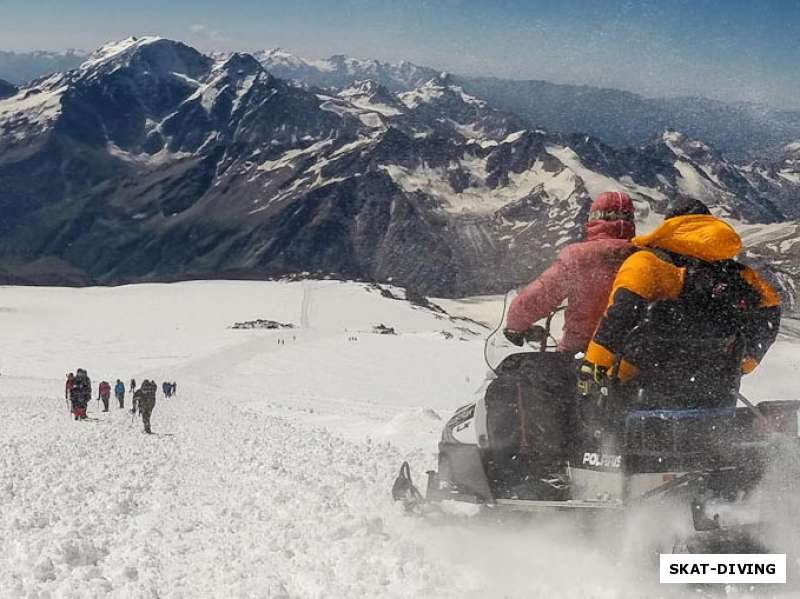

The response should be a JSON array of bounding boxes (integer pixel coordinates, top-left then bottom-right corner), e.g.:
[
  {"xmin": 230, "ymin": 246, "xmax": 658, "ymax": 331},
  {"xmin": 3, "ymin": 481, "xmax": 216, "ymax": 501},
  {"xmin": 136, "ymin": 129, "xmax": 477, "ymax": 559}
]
[{"xmin": 2, "ymin": 0, "xmax": 799, "ymax": 108}]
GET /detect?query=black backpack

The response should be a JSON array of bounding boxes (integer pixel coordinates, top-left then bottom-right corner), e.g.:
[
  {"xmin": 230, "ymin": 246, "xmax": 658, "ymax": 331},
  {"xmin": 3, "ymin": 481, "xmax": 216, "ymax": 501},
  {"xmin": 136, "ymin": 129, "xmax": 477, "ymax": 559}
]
[{"xmin": 619, "ymin": 250, "xmax": 761, "ymax": 407}]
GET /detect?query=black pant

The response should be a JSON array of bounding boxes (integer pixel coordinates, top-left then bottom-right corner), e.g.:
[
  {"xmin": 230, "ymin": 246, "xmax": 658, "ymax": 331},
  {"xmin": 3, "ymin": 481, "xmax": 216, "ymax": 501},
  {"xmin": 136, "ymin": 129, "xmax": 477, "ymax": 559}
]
[{"xmin": 484, "ymin": 352, "xmax": 577, "ymax": 491}]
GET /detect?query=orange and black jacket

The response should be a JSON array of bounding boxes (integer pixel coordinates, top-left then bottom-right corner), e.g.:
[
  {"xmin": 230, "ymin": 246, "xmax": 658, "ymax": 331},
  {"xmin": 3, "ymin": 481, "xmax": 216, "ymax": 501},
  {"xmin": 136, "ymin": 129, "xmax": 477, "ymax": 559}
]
[{"xmin": 585, "ymin": 214, "xmax": 781, "ymax": 381}]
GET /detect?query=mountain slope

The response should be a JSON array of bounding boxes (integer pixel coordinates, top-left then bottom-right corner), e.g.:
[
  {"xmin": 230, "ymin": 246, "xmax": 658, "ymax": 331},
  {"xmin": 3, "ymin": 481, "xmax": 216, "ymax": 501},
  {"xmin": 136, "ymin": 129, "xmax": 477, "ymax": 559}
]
[
  {"xmin": 247, "ymin": 47, "xmax": 800, "ymax": 157},
  {"xmin": 0, "ymin": 78, "xmax": 15, "ymax": 99},
  {"xmin": 1, "ymin": 37, "xmax": 798, "ymax": 312}
]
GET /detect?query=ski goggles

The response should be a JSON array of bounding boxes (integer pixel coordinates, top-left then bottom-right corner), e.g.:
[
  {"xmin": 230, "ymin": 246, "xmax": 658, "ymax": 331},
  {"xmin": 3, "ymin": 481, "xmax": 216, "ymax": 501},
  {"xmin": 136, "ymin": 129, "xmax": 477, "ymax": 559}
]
[{"xmin": 589, "ymin": 209, "xmax": 635, "ymax": 222}]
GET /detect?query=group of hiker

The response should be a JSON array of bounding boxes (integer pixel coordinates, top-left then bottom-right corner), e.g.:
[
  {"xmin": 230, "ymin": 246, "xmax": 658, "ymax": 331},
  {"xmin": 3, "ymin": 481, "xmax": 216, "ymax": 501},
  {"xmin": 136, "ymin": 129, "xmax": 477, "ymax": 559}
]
[{"xmin": 65, "ymin": 372, "xmax": 178, "ymax": 434}]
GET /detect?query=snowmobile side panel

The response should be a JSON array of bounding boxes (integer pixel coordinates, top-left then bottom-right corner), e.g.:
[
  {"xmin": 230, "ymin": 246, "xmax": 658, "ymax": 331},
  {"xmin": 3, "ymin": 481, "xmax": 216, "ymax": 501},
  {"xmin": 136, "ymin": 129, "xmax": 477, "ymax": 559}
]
[
  {"xmin": 494, "ymin": 498, "xmax": 622, "ymax": 511},
  {"xmin": 433, "ymin": 441, "xmax": 493, "ymax": 502},
  {"xmin": 627, "ymin": 471, "xmax": 688, "ymax": 498},
  {"xmin": 568, "ymin": 467, "xmax": 625, "ymax": 502}
]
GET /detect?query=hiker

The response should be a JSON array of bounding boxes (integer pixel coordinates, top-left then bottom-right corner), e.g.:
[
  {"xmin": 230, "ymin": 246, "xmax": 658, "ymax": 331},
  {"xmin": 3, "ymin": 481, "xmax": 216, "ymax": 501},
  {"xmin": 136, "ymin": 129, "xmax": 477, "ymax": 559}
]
[
  {"xmin": 65, "ymin": 372, "xmax": 75, "ymax": 401},
  {"xmin": 114, "ymin": 379, "xmax": 125, "ymax": 408},
  {"xmin": 70, "ymin": 368, "xmax": 91, "ymax": 420},
  {"xmin": 98, "ymin": 380, "xmax": 111, "ymax": 412},
  {"xmin": 130, "ymin": 378, "xmax": 136, "ymax": 393},
  {"xmin": 132, "ymin": 379, "xmax": 158, "ymax": 434}
]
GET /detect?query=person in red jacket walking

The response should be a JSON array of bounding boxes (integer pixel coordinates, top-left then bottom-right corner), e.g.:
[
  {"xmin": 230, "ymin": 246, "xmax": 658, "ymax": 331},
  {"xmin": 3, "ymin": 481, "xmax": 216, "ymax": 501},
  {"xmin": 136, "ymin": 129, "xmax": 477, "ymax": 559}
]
[
  {"xmin": 65, "ymin": 372, "xmax": 75, "ymax": 400},
  {"xmin": 98, "ymin": 381, "xmax": 112, "ymax": 412},
  {"xmin": 505, "ymin": 191, "xmax": 637, "ymax": 352}
]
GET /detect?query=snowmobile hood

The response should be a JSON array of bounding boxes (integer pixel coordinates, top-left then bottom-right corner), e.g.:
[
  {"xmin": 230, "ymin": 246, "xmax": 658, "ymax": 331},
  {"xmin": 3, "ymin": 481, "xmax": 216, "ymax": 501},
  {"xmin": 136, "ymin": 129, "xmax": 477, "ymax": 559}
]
[{"xmin": 632, "ymin": 214, "xmax": 741, "ymax": 261}]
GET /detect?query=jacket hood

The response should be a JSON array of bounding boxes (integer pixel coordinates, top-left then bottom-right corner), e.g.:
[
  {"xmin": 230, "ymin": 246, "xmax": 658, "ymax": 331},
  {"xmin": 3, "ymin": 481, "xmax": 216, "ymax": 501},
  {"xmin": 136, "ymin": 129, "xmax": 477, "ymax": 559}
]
[
  {"xmin": 586, "ymin": 219, "xmax": 635, "ymax": 241},
  {"xmin": 632, "ymin": 214, "xmax": 741, "ymax": 261}
]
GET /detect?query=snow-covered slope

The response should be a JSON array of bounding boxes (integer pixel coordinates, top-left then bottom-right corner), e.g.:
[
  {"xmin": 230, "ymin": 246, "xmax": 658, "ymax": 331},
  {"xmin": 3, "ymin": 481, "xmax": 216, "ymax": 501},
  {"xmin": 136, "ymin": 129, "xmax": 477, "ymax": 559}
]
[{"xmin": 1, "ymin": 280, "xmax": 797, "ymax": 597}]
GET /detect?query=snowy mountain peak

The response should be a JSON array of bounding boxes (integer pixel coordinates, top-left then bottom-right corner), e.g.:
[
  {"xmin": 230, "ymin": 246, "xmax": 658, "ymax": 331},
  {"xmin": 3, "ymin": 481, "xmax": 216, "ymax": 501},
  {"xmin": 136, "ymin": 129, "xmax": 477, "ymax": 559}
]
[
  {"xmin": 80, "ymin": 36, "xmax": 163, "ymax": 70},
  {"xmin": 399, "ymin": 77, "xmax": 485, "ymax": 110},
  {"xmin": 340, "ymin": 79, "xmax": 384, "ymax": 96},
  {"xmin": 216, "ymin": 52, "xmax": 265, "ymax": 77},
  {"xmin": 77, "ymin": 37, "xmax": 212, "ymax": 82},
  {"xmin": 661, "ymin": 129, "xmax": 714, "ymax": 157},
  {"xmin": 253, "ymin": 47, "xmax": 309, "ymax": 70},
  {"xmin": 254, "ymin": 49, "xmax": 439, "ymax": 92}
]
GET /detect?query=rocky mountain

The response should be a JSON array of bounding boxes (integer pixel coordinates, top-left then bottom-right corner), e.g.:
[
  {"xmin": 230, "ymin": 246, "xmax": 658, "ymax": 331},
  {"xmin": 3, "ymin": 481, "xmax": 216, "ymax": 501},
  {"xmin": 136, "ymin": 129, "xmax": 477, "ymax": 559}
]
[
  {"xmin": 457, "ymin": 78, "xmax": 800, "ymax": 160},
  {"xmin": 252, "ymin": 48, "xmax": 439, "ymax": 92},
  {"xmin": 0, "ymin": 78, "xmax": 16, "ymax": 99},
  {"xmin": 0, "ymin": 49, "xmax": 87, "ymax": 85},
  {"xmin": 247, "ymin": 47, "xmax": 800, "ymax": 158},
  {"xmin": 1, "ymin": 37, "xmax": 798, "ymax": 313}
]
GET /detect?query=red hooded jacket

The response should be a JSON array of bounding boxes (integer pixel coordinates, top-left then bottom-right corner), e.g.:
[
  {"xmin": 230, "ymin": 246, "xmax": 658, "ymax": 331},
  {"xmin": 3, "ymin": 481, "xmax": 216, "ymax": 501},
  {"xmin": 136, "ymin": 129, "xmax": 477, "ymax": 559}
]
[{"xmin": 507, "ymin": 192, "xmax": 636, "ymax": 352}]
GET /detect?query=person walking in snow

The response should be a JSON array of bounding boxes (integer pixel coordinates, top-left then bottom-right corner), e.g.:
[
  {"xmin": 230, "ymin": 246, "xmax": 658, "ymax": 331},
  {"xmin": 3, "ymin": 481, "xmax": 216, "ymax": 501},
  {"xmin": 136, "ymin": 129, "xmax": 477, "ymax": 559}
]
[
  {"xmin": 114, "ymin": 379, "xmax": 125, "ymax": 408},
  {"xmin": 130, "ymin": 378, "xmax": 136, "ymax": 394},
  {"xmin": 69, "ymin": 368, "xmax": 91, "ymax": 420},
  {"xmin": 98, "ymin": 380, "xmax": 111, "ymax": 412},
  {"xmin": 132, "ymin": 379, "xmax": 157, "ymax": 434},
  {"xmin": 65, "ymin": 372, "xmax": 75, "ymax": 401}
]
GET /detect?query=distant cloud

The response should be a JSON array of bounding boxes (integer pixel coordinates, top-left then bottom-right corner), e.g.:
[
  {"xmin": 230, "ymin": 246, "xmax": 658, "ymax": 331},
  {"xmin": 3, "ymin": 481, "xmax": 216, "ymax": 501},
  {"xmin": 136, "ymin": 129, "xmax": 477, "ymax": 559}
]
[{"xmin": 188, "ymin": 24, "xmax": 226, "ymax": 47}]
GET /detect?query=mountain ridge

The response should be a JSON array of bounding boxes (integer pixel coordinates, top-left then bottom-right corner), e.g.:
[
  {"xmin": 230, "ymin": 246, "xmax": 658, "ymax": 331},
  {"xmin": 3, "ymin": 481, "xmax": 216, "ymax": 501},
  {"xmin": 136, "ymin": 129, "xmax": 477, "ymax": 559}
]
[{"xmin": 0, "ymin": 37, "xmax": 798, "ymax": 314}]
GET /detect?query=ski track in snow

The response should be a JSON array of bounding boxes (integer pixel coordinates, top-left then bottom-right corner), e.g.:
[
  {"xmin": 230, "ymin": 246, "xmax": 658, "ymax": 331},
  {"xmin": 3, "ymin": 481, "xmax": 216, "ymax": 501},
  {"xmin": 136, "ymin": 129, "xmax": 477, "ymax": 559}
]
[{"xmin": 1, "ymin": 281, "xmax": 798, "ymax": 598}]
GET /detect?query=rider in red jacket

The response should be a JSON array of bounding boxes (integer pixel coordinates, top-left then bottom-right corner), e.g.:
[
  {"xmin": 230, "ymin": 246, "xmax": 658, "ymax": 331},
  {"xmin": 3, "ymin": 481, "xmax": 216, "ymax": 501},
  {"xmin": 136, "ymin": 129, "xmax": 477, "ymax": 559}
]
[
  {"xmin": 505, "ymin": 191, "xmax": 636, "ymax": 353},
  {"xmin": 496, "ymin": 191, "xmax": 637, "ymax": 498}
]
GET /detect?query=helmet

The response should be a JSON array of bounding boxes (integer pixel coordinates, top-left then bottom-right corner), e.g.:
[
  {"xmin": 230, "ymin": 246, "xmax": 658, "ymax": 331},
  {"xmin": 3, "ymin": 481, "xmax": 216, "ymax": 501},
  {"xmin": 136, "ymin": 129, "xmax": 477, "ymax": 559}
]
[{"xmin": 664, "ymin": 197, "xmax": 711, "ymax": 220}]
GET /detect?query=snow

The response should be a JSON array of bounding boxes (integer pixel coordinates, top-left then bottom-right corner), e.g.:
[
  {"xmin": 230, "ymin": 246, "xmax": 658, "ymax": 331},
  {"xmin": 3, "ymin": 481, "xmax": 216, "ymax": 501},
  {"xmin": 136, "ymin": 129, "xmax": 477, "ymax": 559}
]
[
  {"xmin": 380, "ymin": 155, "xmax": 583, "ymax": 215},
  {"xmin": 358, "ymin": 112, "xmax": 384, "ymax": 128},
  {"xmin": 502, "ymin": 130, "xmax": 527, "ymax": 144},
  {"xmin": 79, "ymin": 36, "xmax": 162, "ymax": 72},
  {"xmin": 255, "ymin": 139, "xmax": 335, "ymax": 173},
  {"xmin": 399, "ymin": 81, "xmax": 446, "ymax": 109},
  {"xmin": 0, "ymin": 280, "xmax": 797, "ymax": 597},
  {"xmin": 0, "ymin": 78, "xmax": 67, "ymax": 139},
  {"xmin": 545, "ymin": 144, "xmax": 666, "ymax": 233},
  {"xmin": 778, "ymin": 170, "xmax": 800, "ymax": 184},
  {"xmin": 337, "ymin": 83, "xmax": 403, "ymax": 117}
]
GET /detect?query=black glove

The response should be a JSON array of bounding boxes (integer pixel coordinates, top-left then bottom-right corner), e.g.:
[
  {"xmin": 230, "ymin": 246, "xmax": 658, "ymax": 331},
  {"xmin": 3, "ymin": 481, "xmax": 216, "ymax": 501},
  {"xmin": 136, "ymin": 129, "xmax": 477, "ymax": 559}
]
[
  {"xmin": 577, "ymin": 362, "xmax": 609, "ymax": 402},
  {"xmin": 503, "ymin": 328, "xmax": 525, "ymax": 346},
  {"xmin": 504, "ymin": 326, "xmax": 547, "ymax": 347}
]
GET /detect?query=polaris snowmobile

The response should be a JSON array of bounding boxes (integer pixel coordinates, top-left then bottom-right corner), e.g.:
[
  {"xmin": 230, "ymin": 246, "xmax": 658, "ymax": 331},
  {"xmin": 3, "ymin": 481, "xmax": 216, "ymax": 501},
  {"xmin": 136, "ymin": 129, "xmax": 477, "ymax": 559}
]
[{"xmin": 393, "ymin": 302, "xmax": 800, "ymax": 550}]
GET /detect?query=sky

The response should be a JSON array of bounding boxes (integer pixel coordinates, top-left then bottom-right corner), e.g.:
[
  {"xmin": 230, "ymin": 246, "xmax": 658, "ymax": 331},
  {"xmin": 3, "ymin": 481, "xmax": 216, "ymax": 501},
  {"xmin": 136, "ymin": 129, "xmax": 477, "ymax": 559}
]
[{"xmin": 1, "ymin": 0, "xmax": 799, "ymax": 109}]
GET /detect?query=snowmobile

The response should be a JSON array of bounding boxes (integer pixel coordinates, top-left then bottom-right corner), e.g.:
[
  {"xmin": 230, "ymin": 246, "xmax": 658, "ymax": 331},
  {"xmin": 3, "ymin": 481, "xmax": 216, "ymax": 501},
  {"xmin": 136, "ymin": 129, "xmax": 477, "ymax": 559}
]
[{"xmin": 392, "ymin": 302, "xmax": 800, "ymax": 550}]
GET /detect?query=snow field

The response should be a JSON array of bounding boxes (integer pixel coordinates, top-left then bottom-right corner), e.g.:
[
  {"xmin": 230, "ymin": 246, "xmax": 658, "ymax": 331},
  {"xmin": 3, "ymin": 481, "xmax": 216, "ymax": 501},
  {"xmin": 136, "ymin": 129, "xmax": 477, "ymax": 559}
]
[{"xmin": 1, "ymin": 280, "xmax": 798, "ymax": 598}]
